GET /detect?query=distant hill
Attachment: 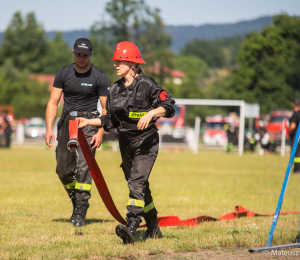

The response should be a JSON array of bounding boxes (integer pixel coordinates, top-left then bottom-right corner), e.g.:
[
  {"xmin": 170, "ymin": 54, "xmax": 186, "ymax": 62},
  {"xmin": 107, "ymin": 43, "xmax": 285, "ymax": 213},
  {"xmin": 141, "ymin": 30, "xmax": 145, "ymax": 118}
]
[
  {"xmin": 46, "ymin": 30, "xmax": 89, "ymax": 48},
  {"xmin": 0, "ymin": 15, "xmax": 273, "ymax": 53},
  {"xmin": 166, "ymin": 16, "xmax": 273, "ymax": 52}
]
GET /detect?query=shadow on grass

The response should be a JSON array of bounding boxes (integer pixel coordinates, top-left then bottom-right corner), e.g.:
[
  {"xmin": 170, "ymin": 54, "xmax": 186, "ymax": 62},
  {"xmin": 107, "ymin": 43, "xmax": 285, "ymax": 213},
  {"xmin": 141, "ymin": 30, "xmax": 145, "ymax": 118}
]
[
  {"xmin": 135, "ymin": 230, "xmax": 146, "ymax": 243},
  {"xmin": 52, "ymin": 218, "xmax": 114, "ymax": 225}
]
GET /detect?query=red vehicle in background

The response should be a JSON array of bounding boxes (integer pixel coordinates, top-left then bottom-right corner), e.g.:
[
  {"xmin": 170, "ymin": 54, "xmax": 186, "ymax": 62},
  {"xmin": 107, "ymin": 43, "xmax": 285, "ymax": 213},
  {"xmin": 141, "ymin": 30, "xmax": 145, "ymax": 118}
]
[
  {"xmin": 203, "ymin": 115, "xmax": 229, "ymax": 146},
  {"xmin": 156, "ymin": 104, "xmax": 185, "ymax": 128},
  {"xmin": 266, "ymin": 110, "xmax": 292, "ymax": 145}
]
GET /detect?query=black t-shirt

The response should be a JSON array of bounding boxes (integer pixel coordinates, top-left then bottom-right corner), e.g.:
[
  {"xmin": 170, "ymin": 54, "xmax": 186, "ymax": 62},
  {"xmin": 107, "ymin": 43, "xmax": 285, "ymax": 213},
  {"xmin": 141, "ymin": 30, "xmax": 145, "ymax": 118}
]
[
  {"xmin": 289, "ymin": 110, "xmax": 300, "ymax": 142},
  {"xmin": 53, "ymin": 64, "xmax": 109, "ymax": 112}
]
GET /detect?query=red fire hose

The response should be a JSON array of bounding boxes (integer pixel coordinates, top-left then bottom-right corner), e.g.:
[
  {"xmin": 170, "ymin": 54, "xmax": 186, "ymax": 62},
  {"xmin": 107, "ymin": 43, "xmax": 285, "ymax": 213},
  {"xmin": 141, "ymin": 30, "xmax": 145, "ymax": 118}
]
[
  {"xmin": 68, "ymin": 120, "xmax": 299, "ymax": 227},
  {"xmin": 69, "ymin": 120, "xmax": 126, "ymax": 225}
]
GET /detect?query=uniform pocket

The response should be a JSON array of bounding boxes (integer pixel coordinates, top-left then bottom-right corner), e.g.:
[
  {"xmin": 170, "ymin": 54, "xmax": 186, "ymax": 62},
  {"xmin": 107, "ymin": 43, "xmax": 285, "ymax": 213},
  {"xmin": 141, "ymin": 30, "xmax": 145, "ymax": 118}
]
[
  {"xmin": 134, "ymin": 98, "xmax": 145, "ymax": 108},
  {"xmin": 56, "ymin": 117, "xmax": 64, "ymax": 141},
  {"xmin": 57, "ymin": 117, "xmax": 64, "ymax": 132}
]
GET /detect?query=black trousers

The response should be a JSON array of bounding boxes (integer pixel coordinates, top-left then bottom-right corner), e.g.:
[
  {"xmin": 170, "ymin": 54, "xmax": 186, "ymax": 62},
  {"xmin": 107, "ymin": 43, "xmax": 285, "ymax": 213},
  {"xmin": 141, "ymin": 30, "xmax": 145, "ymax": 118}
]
[
  {"xmin": 56, "ymin": 115, "xmax": 97, "ymax": 202},
  {"xmin": 119, "ymin": 132, "xmax": 159, "ymax": 222},
  {"xmin": 293, "ymin": 140, "xmax": 300, "ymax": 172},
  {"xmin": 4, "ymin": 133, "xmax": 11, "ymax": 148}
]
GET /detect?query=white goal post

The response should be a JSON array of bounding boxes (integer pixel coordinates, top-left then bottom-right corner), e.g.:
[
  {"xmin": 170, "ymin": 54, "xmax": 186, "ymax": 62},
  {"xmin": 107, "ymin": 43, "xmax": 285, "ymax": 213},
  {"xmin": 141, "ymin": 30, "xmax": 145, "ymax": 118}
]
[{"xmin": 175, "ymin": 99, "xmax": 246, "ymax": 156}]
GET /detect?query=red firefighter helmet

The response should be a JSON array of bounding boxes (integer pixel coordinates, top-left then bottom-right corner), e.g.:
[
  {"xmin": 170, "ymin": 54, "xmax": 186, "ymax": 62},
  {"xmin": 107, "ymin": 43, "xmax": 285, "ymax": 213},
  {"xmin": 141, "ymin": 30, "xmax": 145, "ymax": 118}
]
[{"xmin": 111, "ymin": 41, "xmax": 146, "ymax": 64}]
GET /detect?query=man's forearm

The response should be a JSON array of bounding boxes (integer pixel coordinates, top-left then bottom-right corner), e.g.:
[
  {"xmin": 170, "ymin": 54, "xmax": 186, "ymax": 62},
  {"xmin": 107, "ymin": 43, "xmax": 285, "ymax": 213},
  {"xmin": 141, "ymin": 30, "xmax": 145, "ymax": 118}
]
[
  {"xmin": 97, "ymin": 126, "xmax": 105, "ymax": 137},
  {"xmin": 99, "ymin": 107, "xmax": 107, "ymax": 136},
  {"xmin": 87, "ymin": 118, "xmax": 102, "ymax": 127},
  {"xmin": 149, "ymin": 106, "xmax": 166, "ymax": 118},
  {"xmin": 289, "ymin": 122, "xmax": 296, "ymax": 137},
  {"xmin": 46, "ymin": 102, "xmax": 58, "ymax": 131}
]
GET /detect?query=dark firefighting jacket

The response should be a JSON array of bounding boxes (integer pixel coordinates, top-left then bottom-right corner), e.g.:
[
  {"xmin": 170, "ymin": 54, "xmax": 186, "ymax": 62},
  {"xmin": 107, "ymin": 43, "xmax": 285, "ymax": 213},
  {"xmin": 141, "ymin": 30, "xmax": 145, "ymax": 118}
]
[{"xmin": 100, "ymin": 72, "xmax": 175, "ymax": 148}]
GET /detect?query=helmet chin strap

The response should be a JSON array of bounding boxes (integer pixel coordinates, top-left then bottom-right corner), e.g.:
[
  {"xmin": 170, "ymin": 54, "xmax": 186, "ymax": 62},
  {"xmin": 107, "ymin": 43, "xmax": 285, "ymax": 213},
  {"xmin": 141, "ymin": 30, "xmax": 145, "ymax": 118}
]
[{"xmin": 131, "ymin": 66, "xmax": 137, "ymax": 77}]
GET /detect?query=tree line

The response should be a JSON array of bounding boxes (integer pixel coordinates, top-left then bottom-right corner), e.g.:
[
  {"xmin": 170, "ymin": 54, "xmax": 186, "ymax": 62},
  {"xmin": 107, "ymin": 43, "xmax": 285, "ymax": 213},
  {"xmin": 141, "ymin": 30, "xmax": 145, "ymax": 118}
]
[{"xmin": 0, "ymin": 0, "xmax": 299, "ymax": 123}]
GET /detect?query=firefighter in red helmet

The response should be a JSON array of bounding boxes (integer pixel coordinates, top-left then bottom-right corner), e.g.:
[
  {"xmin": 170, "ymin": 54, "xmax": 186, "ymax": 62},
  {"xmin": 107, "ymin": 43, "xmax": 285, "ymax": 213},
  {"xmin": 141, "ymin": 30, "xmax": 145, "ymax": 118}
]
[{"xmin": 77, "ymin": 41, "xmax": 175, "ymax": 244}]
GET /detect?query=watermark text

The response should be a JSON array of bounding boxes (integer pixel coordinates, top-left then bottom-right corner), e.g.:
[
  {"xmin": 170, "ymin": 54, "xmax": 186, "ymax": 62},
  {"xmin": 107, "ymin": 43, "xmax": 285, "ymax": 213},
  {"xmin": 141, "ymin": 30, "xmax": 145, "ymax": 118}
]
[{"xmin": 263, "ymin": 250, "xmax": 299, "ymax": 257}]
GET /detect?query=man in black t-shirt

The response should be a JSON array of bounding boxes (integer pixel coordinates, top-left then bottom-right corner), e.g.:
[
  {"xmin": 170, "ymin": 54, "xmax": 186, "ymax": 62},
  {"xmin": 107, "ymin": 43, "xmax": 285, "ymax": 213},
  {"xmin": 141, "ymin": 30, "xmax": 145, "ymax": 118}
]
[
  {"xmin": 45, "ymin": 38, "xmax": 109, "ymax": 226},
  {"xmin": 289, "ymin": 98, "xmax": 300, "ymax": 173}
]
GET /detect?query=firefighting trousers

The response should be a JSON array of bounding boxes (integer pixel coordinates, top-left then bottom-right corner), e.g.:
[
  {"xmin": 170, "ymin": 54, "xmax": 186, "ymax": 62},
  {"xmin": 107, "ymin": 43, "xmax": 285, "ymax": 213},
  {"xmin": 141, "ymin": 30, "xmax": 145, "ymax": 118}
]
[
  {"xmin": 56, "ymin": 115, "xmax": 97, "ymax": 202},
  {"xmin": 119, "ymin": 132, "xmax": 159, "ymax": 222},
  {"xmin": 293, "ymin": 142, "xmax": 300, "ymax": 173}
]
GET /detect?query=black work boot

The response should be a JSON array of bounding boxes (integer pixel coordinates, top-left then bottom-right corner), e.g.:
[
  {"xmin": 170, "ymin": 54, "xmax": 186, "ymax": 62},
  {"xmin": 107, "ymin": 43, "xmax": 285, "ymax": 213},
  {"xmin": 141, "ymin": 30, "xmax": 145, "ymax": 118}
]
[
  {"xmin": 73, "ymin": 202, "xmax": 89, "ymax": 227},
  {"xmin": 142, "ymin": 217, "xmax": 162, "ymax": 241},
  {"xmin": 66, "ymin": 188, "xmax": 76, "ymax": 223},
  {"xmin": 293, "ymin": 163, "xmax": 300, "ymax": 174},
  {"xmin": 69, "ymin": 198, "xmax": 76, "ymax": 223},
  {"xmin": 116, "ymin": 218, "xmax": 141, "ymax": 244}
]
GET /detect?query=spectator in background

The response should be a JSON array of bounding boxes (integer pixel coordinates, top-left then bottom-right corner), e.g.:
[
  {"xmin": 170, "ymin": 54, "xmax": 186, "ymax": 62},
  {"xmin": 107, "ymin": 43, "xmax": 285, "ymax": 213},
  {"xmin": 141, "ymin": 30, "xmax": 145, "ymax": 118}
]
[
  {"xmin": 224, "ymin": 118, "xmax": 238, "ymax": 152},
  {"xmin": 257, "ymin": 120, "xmax": 267, "ymax": 138},
  {"xmin": 244, "ymin": 132, "xmax": 256, "ymax": 153},
  {"xmin": 289, "ymin": 98, "xmax": 300, "ymax": 173},
  {"xmin": 0, "ymin": 112, "xmax": 12, "ymax": 148},
  {"xmin": 260, "ymin": 131, "xmax": 276, "ymax": 154}
]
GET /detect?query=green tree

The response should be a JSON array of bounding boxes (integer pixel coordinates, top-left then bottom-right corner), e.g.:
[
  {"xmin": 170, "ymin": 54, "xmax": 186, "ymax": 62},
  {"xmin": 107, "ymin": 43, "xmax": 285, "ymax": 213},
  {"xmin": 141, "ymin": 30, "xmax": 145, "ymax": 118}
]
[
  {"xmin": 229, "ymin": 13, "xmax": 300, "ymax": 113},
  {"xmin": 180, "ymin": 39, "xmax": 225, "ymax": 68},
  {"xmin": 0, "ymin": 60, "xmax": 49, "ymax": 118},
  {"xmin": 0, "ymin": 12, "xmax": 48, "ymax": 73},
  {"xmin": 90, "ymin": 0, "xmax": 173, "ymax": 84},
  {"xmin": 89, "ymin": 37, "xmax": 117, "ymax": 85},
  {"xmin": 214, "ymin": 35, "xmax": 245, "ymax": 66},
  {"xmin": 173, "ymin": 55, "xmax": 208, "ymax": 80},
  {"xmin": 42, "ymin": 32, "xmax": 73, "ymax": 75},
  {"xmin": 162, "ymin": 55, "xmax": 208, "ymax": 125}
]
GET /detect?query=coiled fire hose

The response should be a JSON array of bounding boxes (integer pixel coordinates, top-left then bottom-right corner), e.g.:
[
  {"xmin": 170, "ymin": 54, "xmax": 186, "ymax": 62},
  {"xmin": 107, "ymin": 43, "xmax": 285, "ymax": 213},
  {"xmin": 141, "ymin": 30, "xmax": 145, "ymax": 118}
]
[{"xmin": 68, "ymin": 120, "xmax": 299, "ymax": 227}]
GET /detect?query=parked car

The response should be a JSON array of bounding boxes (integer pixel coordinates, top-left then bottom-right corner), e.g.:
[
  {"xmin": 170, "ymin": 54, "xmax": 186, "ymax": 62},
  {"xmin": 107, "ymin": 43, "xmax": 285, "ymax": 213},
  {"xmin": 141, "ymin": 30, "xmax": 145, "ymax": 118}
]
[{"xmin": 24, "ymin": 117, "xmax": 46, "ymax": 139}]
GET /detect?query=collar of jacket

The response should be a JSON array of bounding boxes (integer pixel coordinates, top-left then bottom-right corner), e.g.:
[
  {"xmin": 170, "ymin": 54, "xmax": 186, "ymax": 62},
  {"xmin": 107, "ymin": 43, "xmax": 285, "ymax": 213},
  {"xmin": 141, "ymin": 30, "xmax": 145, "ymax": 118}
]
[{"xmin": 118, "ymin": 71, "xmax": 144, "ymax": 92}]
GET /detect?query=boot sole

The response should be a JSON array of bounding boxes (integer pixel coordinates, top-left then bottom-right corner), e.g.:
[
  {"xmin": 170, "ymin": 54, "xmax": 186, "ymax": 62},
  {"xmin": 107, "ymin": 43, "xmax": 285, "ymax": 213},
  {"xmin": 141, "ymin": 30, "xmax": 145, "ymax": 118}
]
[
  {"xmin": 73, "ymin": 222, "xmax": 85, "ymax": 227},
  {"xmin": 116, "ymin": 225, "xmax": 135, "ymax": 244}
]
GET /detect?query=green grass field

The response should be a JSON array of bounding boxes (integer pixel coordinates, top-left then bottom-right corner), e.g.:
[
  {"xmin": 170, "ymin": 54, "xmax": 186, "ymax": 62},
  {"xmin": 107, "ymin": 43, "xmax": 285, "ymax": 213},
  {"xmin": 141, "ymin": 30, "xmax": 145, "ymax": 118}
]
[{"xmin": 0, "ymin": 147, "xmax": 299, "ymax": 259}]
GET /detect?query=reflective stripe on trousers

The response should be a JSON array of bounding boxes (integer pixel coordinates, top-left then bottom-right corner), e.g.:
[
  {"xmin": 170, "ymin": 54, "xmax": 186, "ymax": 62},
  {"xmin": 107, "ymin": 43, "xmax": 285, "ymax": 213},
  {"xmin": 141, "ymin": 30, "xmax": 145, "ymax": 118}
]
[
  {"xmin": 75, "ymin": 182, "xmax": 92, "ymax": 191},
  {"xmin": 119, "ymin": 132, "xmax": 159, "ymax": 221},
  {"xmin": 294, "ymin": 157, "xmax": 300, "ymax": 163},
  {"xmin": 64, "ymin": 180, "xmax": 77, "ymax": 189},
  {"xmin": 144, "ymin": 201, "xmax": 155, "ymax": 213},
  {"xmin": 127, "ymin": 199, "xmax": 145, "ymax": 208}
]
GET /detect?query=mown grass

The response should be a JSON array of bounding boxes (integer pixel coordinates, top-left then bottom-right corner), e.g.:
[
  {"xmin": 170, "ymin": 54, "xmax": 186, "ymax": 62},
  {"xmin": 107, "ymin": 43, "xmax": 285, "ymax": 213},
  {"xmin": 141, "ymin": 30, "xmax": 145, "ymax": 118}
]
[{"xmin": 0, "ymin": 147, "xmax": 299, "ymax": 259}]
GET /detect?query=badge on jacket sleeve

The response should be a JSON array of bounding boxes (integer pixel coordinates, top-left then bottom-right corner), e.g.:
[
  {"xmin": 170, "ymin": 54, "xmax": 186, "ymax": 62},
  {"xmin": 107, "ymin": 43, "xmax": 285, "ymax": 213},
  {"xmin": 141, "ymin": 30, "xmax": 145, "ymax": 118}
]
[{"xmin": 159, "ymin": 91, "xmax": 170, "ymax": 101}]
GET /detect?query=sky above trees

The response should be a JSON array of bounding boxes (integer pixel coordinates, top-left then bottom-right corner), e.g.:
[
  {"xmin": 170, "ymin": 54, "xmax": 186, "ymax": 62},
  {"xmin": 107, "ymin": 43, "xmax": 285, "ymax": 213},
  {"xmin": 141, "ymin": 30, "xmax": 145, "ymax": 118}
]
[
  {"xmin": 0, "ymin": 0, "xmax": 299, "ymax": 32},
  {"xmin": 0, "ymin": 0, "xmax": 299, "ymax": 119}
]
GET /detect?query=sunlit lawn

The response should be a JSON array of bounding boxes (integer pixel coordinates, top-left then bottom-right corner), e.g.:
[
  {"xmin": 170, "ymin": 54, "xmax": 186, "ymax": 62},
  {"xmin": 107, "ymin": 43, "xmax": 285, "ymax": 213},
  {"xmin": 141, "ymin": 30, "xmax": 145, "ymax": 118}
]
[{"xmin": 0, "ymin": 146, "xmax": 299, "ymax": 259}]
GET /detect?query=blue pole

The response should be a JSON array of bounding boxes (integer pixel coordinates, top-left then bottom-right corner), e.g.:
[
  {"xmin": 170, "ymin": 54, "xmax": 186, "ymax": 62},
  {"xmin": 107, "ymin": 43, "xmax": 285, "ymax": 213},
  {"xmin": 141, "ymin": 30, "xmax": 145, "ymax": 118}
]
[{"xmin": 267, "ymin": 125, "xmax": 300, "ymax": 247}]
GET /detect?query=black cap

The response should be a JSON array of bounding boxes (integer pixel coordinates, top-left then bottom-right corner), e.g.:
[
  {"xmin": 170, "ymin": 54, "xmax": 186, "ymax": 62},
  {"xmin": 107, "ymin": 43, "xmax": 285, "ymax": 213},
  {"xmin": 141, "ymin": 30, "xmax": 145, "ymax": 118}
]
[
  {"xmin": 73, "ymin": 38, "xmax": 92, "ymax": 56},
  {"xmin": 293, "ymin": 97, "xmax": 300, "ymax": 107}
]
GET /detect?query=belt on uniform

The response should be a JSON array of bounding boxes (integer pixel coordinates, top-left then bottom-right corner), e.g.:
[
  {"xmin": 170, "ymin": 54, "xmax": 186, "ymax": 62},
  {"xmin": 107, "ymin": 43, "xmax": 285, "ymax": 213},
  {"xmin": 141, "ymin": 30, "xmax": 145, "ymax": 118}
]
[
  {"xmin": 62, "ymin": 111, "xmax": 99, "ymax": 118},
  {"xmin": 119, "ymin": 121, "xmax": 139, "ymax": 130},
  {"xmin": 70, "ymin": 111, "xmax": 98, "ymax": 117}
]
